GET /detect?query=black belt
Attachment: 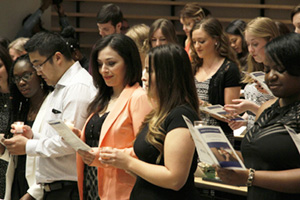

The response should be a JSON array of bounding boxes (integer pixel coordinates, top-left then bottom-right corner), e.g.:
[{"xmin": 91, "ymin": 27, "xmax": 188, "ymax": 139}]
[{"xmin": 43, "ymin": 181, "xmax": 77, "ymax": 192}]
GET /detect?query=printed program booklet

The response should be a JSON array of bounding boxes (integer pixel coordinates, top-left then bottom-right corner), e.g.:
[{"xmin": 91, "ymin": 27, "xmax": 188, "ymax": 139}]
[
  {"xmin": 248, "ymin": 71, "xmax": 274, "ymax": 96},
  {"xmin": 183, "ymin": 115, "xmax": 245, "ymax": 169},
  {"xmin": 48, "ymin": 119, "xmax": 91, "ymax": 151},
  {"xmin": 200, "ymin": 104, "xmax": 246, "ymax": 122}
]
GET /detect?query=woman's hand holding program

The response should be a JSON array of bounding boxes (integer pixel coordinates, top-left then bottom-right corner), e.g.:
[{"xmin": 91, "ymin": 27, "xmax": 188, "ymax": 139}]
[
  {"xmin": 99, "ymin": 148, "xmax": 132, "ymax": 170},
  {"xmin": 215, "ymin": 166, "xmax": 249, "ymax": 186}
]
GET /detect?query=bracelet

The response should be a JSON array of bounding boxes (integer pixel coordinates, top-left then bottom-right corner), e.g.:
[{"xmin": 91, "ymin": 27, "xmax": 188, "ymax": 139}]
[{"xmin": 247, "ymin": 168, "xmax": 255, "ymax": 187}]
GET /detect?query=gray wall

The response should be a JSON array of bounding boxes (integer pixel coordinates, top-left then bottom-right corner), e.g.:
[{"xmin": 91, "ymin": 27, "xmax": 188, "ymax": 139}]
[{"xmin": 0, "ymin": 0, "xmax": 51, "ymax": 41}]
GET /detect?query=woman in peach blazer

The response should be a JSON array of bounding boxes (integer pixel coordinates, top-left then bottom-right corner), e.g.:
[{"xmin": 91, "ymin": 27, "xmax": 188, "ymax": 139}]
[{"xmin": 75, "ymin": 34, "xmax": 152, "ymax": 200}]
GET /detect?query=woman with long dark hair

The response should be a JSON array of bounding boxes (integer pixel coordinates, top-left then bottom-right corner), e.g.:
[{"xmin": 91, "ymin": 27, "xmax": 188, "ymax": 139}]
[
  {"xmin": 100, "ymin": 44, "xmax": 200, "ymax": 200},
  {"xmin": 75, "ymin": 34, "xmax": 152, "ymax": 200}
]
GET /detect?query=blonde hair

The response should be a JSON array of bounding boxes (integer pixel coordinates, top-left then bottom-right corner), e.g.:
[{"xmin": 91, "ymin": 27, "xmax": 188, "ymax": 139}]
[
  {"xmin": 8, "ymin": 37, "xmax": 29, "ymax": 53},
  {"xmin": 126, "ymin": 24, "xmax": 150, "ymax": 68},
  {"xmin": 126, "ymin": 24, "xmax": 150, "ymax": 54},
  {"xmin": 243, "ymin": 17, "xmax": 280, "ymax": 83}
]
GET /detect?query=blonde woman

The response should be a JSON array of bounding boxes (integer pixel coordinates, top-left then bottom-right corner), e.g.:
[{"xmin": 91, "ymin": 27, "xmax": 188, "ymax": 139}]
[
  {"xmin": 126, "ymin": 24, "xmax": 150, "ymax": 68},
  {"xmin": 224, "ymin": 17, "xmax": 279, "ymax": 131},
  {"xmin": 8, "ymin": 37, "xmax": 29, "ymax": 61}
]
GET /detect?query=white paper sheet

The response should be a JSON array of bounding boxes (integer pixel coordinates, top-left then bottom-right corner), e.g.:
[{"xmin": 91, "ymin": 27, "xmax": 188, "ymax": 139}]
[{"xmin": 48, "ymin": 119, "xmax": 91, "ymax": 151}]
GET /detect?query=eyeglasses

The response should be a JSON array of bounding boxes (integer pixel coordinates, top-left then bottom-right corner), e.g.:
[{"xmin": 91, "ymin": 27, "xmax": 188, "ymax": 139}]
[
  {"xmin": 13, "ymin": 71, "xmax": 36, "ymax": 84},
  {"xmin": 33, "ymin": 52, "xmax": 55, "ymax": 71}
]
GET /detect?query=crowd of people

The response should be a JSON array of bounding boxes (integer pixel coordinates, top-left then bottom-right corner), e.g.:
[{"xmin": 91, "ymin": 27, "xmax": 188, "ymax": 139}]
[{"xmin": 0, "ymin": 1, "xmax": 300, "ymax": 200}]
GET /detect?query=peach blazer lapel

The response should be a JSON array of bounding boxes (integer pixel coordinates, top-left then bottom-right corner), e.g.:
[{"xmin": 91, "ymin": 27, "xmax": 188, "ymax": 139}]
[{"xmin": 98, "ymin": 83, "xmax": 139, "ymax": 146}]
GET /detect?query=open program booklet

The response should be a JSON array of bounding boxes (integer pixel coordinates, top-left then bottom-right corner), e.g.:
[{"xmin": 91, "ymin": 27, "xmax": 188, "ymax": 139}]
[
  {"xmin": 200, "ymin": 104, "xmax": 246, "ymax": 122},
  {"xmin": 183, "ymin": 115, "xmax": 245, "ymax": 169},
  {"xmin": 248, "ymin": 71, "xmax": 274, "ymax": 96},
  {"xmin": 48, "ymin": 119, "xmax": 91, "ymax": 151}
]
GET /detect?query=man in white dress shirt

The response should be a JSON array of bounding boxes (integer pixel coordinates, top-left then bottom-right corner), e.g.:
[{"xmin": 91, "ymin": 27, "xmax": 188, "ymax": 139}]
[{"xmin": 4, "ymin": 31, "xmax": 96, "ymax": 200}]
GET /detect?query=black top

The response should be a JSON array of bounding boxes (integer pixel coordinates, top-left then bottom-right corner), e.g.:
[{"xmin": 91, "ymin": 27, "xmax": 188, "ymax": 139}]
[
  {"xmin": 0, "ymin": 92, "xmax": 10, "ymax": 199},
  {"xmin": 83, "ymin": 112, "xmax": 108, "ymax": 200},
  {"xmin": 130, "ymin": 105, "xmax": 199, "ymax": 200},
  {"xmin": 208, "ymin": 58, "xmax": 241, "ymax": 134},
  {"xmin": 241, "ymin": 99, "xmax": 300, "ymax": 200}
]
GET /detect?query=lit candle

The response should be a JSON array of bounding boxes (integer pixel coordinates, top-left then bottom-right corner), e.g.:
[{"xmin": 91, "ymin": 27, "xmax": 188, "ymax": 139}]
[{"xmin": 14, "ymin": 121, "xmax": 24, "ymax": 134}]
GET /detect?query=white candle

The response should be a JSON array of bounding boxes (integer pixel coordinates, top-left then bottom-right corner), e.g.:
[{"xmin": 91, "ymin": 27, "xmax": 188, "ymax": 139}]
[{"xmin": 14, "ymin": 121, "xmax": 24, "ymax": 134}]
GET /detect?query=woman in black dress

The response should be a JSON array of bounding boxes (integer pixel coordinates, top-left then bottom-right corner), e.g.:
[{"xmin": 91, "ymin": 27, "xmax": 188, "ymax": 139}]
[
  {"xmin": 217, "ymin": 33, "xmax": 300, "ymax": 200},
  {"xmin": 100, "ymin": 44, "xmax": 201, "ymax": 200}
]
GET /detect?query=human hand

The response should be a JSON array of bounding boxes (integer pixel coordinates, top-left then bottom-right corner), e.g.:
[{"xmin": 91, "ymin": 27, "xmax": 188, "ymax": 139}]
[
  {"xmin": 215, "ymin": 166, "xmax": 248, "ymax": 186},
  {"xmin": 228, "ymin": 120, "xmax": 247, "ymax": 130},
  {"xmin": 4, "ymin": 134, "xmax": 28, "ymax": 155},
  {"xmin": 99, "ymin": 148, "xmax": 131, "ymax": 170},
  {"xmin": 199, "ymin": 99, "xmax": 211, "ymax": 107},
  {"xmin": 11, "ymin": 124, "xmax": 33, "ymax": 139},
  {"xmin": 78, "ymin": 149, "xmax": 95, "ymax": 165},
  {"xmin": 224, "ymin": 99, "xmax": 252, "ymax": 115},
  {"xmin": 71, "ymin": 128, "xmax": 81, "ymax": 138},
  {"xmin": 20, "ymin": 193, "xmax": 35, "ymax": 200}
]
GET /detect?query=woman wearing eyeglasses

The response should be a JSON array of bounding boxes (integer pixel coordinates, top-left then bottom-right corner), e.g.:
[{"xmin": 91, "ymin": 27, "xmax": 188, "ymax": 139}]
[{"xmin": 0, "ymin": 54, "xmax": 52, "ymax": 200}]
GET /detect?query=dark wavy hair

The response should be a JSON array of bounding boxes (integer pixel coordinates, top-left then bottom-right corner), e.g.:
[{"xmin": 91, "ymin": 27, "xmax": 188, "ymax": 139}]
[{"xmin": 88, "ymin": 34, "xmax": 142, "ymax": 115}]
